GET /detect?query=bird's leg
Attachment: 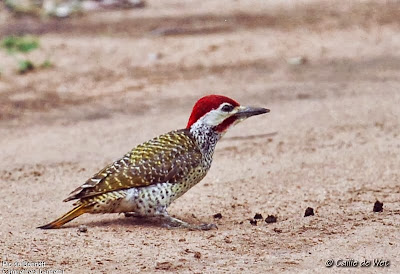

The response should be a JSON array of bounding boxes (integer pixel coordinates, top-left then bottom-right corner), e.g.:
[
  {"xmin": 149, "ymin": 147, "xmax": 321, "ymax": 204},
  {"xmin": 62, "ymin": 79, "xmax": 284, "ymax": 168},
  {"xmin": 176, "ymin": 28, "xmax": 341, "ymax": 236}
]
[
  {"xmin": 124, "ymin": 212, "xmax": 144, "ymax": 218},
  {"xmin": 155, "ymin": 206, "xmax": 217, "ymax": 231}
]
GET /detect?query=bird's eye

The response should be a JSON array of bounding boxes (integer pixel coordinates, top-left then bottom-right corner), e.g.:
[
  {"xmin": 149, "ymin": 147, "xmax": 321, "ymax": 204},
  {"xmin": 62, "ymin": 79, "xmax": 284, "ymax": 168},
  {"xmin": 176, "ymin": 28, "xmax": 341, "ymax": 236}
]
[{"xmin": 221, "ymin": 104, "xmax": 234, "ymax": 112}]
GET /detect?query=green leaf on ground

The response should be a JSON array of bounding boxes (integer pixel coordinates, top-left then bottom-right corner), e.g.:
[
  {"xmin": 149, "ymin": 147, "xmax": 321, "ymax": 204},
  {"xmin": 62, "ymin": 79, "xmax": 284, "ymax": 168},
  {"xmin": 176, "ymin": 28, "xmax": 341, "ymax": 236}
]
[
  {"xmin": 1, "ymin": 36, "xmax": 39, "ymax": 53},
  {"xmin": 40, "ymin": 59, "xmax": 53, "ymax": 68},
  {"xmin": 18, "ymin": 59, "xmax": 35, "ymax": 74}
]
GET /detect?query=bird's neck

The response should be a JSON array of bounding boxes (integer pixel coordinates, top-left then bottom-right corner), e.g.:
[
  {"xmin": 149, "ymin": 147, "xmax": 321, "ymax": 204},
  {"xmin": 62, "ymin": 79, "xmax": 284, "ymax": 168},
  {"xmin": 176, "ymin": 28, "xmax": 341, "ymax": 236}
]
[{"xmin": 189, "ymin": 121, "xmax": 221, "ymax": 162}]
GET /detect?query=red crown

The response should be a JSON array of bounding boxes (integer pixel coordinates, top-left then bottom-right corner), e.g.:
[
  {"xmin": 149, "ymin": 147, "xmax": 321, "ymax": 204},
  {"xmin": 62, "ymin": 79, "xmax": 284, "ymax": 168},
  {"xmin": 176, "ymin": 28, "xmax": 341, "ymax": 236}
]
[{"xmin": 186, "ymin": 95, "xmax": 239, "ymax": 128}]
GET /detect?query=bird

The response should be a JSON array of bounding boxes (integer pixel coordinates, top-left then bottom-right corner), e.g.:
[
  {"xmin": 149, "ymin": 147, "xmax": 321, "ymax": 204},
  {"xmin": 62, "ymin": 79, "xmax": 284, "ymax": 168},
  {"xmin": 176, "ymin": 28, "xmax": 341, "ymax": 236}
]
[{"xmin": 38, "ymin": 95, "xmax": 269, "ymax": 230}]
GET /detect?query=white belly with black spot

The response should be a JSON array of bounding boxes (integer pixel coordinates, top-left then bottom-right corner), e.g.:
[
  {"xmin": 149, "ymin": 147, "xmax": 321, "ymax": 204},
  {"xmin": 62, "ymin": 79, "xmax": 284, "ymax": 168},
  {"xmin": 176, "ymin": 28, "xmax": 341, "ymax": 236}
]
[{"xmin": 112, "ymin": 166, "xmax": 207, "ymax": 215}]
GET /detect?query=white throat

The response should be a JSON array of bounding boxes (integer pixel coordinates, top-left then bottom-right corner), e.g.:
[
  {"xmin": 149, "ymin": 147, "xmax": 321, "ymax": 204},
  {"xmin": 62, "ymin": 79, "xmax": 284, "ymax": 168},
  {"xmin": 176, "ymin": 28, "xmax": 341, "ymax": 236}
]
[{"xmin": 189, "ymin": 119, "xmax": 221, "ymax": 163}]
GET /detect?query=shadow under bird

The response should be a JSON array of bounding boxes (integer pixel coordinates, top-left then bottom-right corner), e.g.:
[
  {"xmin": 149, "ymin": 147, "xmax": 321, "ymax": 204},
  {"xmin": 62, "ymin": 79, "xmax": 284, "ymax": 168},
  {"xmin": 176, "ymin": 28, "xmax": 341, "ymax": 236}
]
[{"xmin": 39, "ymin": 95, "xmax": 269, "ymax": 230}]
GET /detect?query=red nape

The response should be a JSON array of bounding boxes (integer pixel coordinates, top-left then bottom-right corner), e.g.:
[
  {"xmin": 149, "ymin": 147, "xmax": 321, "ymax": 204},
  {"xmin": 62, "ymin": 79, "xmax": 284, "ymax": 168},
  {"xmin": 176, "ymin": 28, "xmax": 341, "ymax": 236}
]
[{"xmin": 186, "ymin": 95, "xmax": 239, "ymax": 128}]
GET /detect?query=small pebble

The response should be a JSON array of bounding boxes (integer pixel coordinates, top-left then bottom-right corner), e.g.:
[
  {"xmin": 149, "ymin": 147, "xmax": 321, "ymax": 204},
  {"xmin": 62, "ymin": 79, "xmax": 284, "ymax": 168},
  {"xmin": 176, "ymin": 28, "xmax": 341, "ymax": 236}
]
[
  {"xmin": 213, "ymin": 213, "xmax": 222, "ymax": 219},
  {"xmin": 304, "ymin": 207, "xmax": 315, "ymax": 217},
  {"xmin": 148, "ymin": 52, "xmax": 163, "ymax": 62},
  {"xmin": 254, "ymin": 213, "xmax": 263, "ymax": 220},
  {"xmin": 78, "ymin": 225, "xmax": 88, "ymax": 233},
  {"xmin": 224, "ymin": 236, "xmax": 232, "ymax": 243},
  {"xmin": 287, "ymin": 56, "xmax": 308, "ymax": 65},
  {"xmin": 155, "ymin": 262, "xmax": 172, "ymax": 270},
  {"xmin": 265, "ymin": 215, "xmax": 277, "ymax": 224},
  {"xmin": 193, "ymin": 252, "xmax": 201, "ymax": 259},
  {"xmin": 373, "ymin": 200, "xmax": 383, "ymax": 212},
  {"xmin": 249, "ymin": 219, "xmax": 257, "ymax": 226}
]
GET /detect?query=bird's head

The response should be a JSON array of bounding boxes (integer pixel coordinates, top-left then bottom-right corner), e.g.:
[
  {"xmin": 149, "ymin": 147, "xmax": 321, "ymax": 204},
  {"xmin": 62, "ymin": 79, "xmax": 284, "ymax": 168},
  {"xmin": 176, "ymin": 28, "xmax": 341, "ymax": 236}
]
[{"xmin": 186, "ymin": 95, "xmax": 269, "ymax": 133}]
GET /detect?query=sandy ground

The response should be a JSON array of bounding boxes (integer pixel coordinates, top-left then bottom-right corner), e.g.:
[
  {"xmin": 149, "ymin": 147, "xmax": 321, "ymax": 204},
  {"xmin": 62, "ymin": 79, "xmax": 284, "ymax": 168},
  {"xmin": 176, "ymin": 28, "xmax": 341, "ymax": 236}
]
[{"xmin": 1, "ymin": 0, "xmax": 400, "ymax": 273}]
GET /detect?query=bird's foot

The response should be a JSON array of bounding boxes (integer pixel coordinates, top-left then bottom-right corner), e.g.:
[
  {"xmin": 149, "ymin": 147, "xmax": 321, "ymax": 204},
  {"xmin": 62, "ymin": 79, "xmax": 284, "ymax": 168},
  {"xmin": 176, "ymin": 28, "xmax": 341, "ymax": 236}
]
[
  {"xmin": 162, "ymin": 221, "xmax": 217, "ymax": 231},
  {"xmin": 160, "ymin": 215, "xmax": 217, "ymax": 231},
  {"xmin": 191, "ymin": 223, "xmax": 218, "ymax": 231},
  {"xmin": 155, "ymin": 206, "xmax": 216, "ymax": 230}
]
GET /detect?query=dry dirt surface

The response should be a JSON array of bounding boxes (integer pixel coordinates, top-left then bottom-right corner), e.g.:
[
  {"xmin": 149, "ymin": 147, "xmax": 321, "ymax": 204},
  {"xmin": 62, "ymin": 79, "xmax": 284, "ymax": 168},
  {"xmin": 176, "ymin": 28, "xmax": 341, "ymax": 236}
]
[{"xmin": 1, "ymin": 0, "xmax": 400, "ymax": 273}]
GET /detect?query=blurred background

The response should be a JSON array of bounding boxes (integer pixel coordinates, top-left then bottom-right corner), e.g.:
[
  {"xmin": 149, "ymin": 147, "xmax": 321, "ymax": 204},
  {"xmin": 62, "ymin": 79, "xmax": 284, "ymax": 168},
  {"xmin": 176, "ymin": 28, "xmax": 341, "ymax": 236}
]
[{"xmin": 1, "ymin": 0, "xmax": 399, "ymax": 123}]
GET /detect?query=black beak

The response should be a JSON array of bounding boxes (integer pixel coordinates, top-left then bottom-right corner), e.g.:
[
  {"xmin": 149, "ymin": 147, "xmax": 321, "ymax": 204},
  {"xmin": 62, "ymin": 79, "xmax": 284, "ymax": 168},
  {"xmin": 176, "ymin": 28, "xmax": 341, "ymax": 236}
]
[{"xmin": 235, "ymin": 106, "xmax": 270, "ymax": 118}]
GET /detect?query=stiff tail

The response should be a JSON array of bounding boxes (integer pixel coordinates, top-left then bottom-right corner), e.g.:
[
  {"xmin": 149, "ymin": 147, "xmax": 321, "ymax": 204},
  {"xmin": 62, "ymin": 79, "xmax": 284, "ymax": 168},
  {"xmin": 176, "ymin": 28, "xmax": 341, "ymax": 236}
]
[{"xmin": 38, "ymin": 204, "xmax": 87, "ymax": 229}]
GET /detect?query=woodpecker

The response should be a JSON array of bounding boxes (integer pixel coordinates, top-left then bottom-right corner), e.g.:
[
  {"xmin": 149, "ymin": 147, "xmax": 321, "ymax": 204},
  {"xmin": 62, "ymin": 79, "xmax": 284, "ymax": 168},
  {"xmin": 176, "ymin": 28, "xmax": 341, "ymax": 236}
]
[{"xmin": 39, "ymin": 95, "xmax": 269, "ymax": 230}]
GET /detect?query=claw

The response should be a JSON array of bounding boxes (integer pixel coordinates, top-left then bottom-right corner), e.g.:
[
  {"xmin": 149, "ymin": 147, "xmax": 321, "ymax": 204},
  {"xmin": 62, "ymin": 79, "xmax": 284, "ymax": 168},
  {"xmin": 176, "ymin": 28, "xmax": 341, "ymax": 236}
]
[
  {"xmin": 155, "ymin": 206, "xmax": 217, "ymax": 230},
  {"xmin": 161, "ymin": 223, "xmax": 181, "ymax": 230},
  {"xmin": 197, "ymin": 223, "xmax": 217, "ymax": 231}
]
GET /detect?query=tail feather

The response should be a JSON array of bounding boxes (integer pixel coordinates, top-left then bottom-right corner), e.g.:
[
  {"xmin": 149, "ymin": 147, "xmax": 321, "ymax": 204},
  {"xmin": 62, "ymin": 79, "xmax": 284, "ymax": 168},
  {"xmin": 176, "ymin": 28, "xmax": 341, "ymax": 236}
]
[{"xmin": 38, "ymin": 204, "xmax": 87, "ymax": 229}]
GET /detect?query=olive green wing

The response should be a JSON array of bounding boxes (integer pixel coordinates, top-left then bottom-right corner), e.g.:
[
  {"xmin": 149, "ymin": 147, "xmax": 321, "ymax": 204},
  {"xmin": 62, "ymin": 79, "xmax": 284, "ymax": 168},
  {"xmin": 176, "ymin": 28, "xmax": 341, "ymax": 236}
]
[{"xmin": 63, "ymin": 129, "xmax": 202, "ymax": 202}]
